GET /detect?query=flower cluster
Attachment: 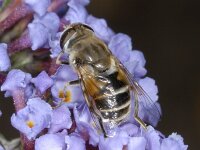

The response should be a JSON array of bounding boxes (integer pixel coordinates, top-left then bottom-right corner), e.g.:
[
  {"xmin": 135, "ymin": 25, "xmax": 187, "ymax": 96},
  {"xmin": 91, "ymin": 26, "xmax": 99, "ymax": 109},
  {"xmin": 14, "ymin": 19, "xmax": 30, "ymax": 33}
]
[{"xmin": 0, "ymin": 0, "xmax": 187, "ymax": 150}]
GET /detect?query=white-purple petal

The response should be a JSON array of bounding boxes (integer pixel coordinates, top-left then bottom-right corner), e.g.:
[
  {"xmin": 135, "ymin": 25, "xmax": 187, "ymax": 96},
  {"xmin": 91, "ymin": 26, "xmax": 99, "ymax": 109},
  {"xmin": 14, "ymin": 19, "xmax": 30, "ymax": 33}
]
[
  {"xmin": 11, "ymin": 97, "xmax": 52, "ymax": 140},
  {"xmin": 161, "ymin": 133, "xmax": 188, "ymax": 150},
  {"xmin": 35, "ymin": 133, "xmax": 66, "ymax": 150},
  {"xmin": 65, "ymin": 1, "xmax": 88, "ymax": 23},
  {"xmin": 31, "ymin": 71, "xmax": 53, "ymax": 94},
  {"xmin": 127, "ymin": 137, "xmax": 146, "ymax": 150},
  {"xmin": 98, "ymin": 131, "xmax": 129, "ymax": 150},
  {"xmin": 139, "ymin": 77, "xmax": 158, "ymax": 102},
  {"xmin": 48, "ymin": 105, "xmax": 72, "ymax": 133},
  {"xmin": 33, "ymin": 12, "xmax": 60, "ymax": 37},
  {"xmin": 49, "ymin": 32, "xmax": 62, "ymax": 58},
  {"xmin": 71, "ymin": 0, "xmax": 90, "ymax": 6},
  {"xmin": 65, "ymin": 133, "xmax": 85, "ymax": 150},
  {"xmin": 144, "ymin": 126, "xmax": 161, "ymax": 150},
  {"xmin": 73, "ymin": 104, "xmax": 99, "ymax": 146},
  {"xmin": 1, "ymin": 69, "xmax": 32, "ymax": 97},
  {"xmin": 125, "ymin": 50, "xmax": 147, "ymax": 77},
  {"xmin": 108, "ymin": 33, "xmax": 132, "ymax": 54},
  {"xmin": 24, "ymin": 0, "xmax": 51, "ymax": 16},
  {"xmin": 0, "ymin": 43, "xmax": 11, "ymax": 72},
  {"xmin": 86, "ymin": 15, "xmax": 114, "ymax": 42},
  {"xmin": 28, "ymin": 22, "xmax": 49, "ymax": 50}
]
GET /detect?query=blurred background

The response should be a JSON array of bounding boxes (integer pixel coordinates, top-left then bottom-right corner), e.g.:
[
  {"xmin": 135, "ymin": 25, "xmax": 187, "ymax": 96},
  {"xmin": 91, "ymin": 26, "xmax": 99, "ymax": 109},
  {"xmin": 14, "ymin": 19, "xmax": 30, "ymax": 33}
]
[{"xmin": 0, "ymin": 0, "xmax": 200, "ymax": 149}]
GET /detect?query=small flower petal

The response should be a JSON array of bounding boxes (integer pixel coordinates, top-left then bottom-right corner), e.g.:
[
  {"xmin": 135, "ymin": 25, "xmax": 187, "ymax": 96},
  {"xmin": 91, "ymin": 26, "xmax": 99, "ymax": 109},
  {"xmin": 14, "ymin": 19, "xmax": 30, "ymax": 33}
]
[
  {"xmin": 65, "ymin": 133, "xmax": 85, "ymax": 150},
  {"xmin": 161, "ymin": 133, "xmax": 188, "ymax": 150},
  {"xmin": 49, "ymin": 32, "xmax": 62, "ymax": 58},
  {"xmin": 144, "ymin": 126, "xmax": 161, "ymax": 150},
  {"xmin": 11, "ymin": 97, "xmax": 52, "ymax": 140},
  {"xmin": 139, "ymin": 77, "xmax": 158, "ymax": 102},
  {"xmin": 0, "ymin": 43, "xmax": 11, "ymax": 72},
  {"xmin": 28, "ymin": 22, "xmax": 49, "ymax": 50},
  {"xmin": 24, "ymin": 0, "xmax": 51, "ymax": 16},
  {"xmin": 35, "ymin": 133, "xmax": 66, "ymax": 150},
  {"xmin": 65, "ymin": 1, "xmax": 88, "ymax": 23},
  {"xmin": 86, "ymin": 15, "xmax": 114, "ymax": 42},
  {"xmin": 1, "ymin": 69, "xmax": 32, "ymax": 97},
  {"xmin": 127, "ymin": 137, "xmax": 146, "ymax": 150},
  {"xmin": 48, "ymin": 105, "xmax": 72, "ymax": 133},
  {"xmin": 31, "ymin": 71, "xmax": 53, "ymax": 94},
  {"xmin": 124, "ymin": 50, "xmax": 147, "ymax": 77},
  {"xmin": 98, "ymin": 131, "xmax": 129, "ymax": 150}
]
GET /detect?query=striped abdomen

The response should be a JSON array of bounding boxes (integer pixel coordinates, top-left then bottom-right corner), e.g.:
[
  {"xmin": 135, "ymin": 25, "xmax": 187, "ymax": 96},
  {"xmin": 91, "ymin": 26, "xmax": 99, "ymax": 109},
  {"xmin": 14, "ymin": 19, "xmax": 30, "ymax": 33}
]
[{"xmin": 94, "ymin": 71, "xmax": 131, "ymax": 123}]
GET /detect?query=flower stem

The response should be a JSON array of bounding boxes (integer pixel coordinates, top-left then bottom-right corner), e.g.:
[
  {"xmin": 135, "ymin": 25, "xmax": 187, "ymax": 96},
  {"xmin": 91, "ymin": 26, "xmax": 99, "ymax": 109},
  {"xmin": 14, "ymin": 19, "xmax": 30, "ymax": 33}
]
[
  {"xmin": 8, "ymin": 31, "xmax": 31, "ymax": 55},
  {"xmin": 0, "ymin": 3, "xmax": 33, "ymax": 35},
  {"xmin": 12, "ymin": 88, "xmax": 35, "ymax": 149},
  {"xmin": 0, "ymin": 73, "xmax": 6, "ymax": 85}
]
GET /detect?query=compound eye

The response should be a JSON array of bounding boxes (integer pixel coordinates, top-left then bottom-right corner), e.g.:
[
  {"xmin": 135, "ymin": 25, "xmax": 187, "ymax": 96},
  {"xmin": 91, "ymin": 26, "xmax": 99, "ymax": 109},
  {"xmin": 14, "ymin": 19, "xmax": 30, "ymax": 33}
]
[
  {"xmin": 60, "ymin": 28, "xmax": 76, "ymax": 49},
  {"xmin": 81, "ymin": 24, "xmax": 94, "ymax": 32}
]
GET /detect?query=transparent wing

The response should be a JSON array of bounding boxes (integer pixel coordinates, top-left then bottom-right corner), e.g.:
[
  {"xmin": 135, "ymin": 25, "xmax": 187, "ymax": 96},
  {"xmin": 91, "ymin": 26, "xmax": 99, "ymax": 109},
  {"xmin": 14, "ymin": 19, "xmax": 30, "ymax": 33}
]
[
  {"xmin": 114, "ymin": 57, "xmax": 161, "ymax": 125},
  {"xmin": 76, "ymin": 68, "xmax": 104, "ymax": 135},
  {"xmin": 131, "ymin": 79, "xmax": 161, "ymax": 124}
]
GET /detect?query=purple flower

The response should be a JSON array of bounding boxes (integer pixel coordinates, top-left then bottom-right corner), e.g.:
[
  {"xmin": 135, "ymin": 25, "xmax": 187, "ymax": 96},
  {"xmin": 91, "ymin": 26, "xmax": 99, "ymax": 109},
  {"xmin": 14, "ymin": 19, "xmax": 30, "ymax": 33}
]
[
  {"xmin": 72, "ymin": 0, "xmax": 90, "ymax": 6},
  {"xmin": 0, "ymin": 110, "xmax": 2, "ymax": 117},
  {"xmin": 24, "ymin": 0, "xmax": 51, "ymax": 16},
  {"xmin": 127, "ymin": 137, "xmax": 146, "ymax": 150},
  {"xmin": 35, "ymin": 133, "xmax": 66, "ymax": 150},
  {"xmin": 51, "ymin": 65, "xmax": 83, "ymax": 106},
  {"xmin": 49, "ymin": 32, "xmax": 62, "ymax": 58},
  {"xmin": 28, "ymin": 12, "xmax": 60, "ymax": 50},
  {"xmin": 0, "ymin": 43, "xmax": 11, "ymax": 72},
  {"xmin": 48, "ymin": 105, "xmax": 72, "ymax": 133},
  {"xmin": 65, "ymin": 133, "xmax": 86, "ymax": 150},
  {"xmin": 86, "ymin": 15, "xmax": 114, "ymax": 42},
  {"xmin": 28, "ymin": 22, "xmax": 49, "ymax": 50},
  {"xmin": 161, "ymin": 133, "xmax": 188, "ymax": 150},
  {"xmin": 11, "ymin": 97, "xmax": 52, "ymax": 140},
  {"xmin": 31, "ymin": 71, "xmax": 53, "ymax": 94},
  {"xmin": 0, "ymin": 145, "xmax": 3, "ymax": 150},
  {"xmin": 65, "ymin": 0, "xmax": 88, "ymax": 23},
  {"xmin": 98, "ymin": 131, "xmax": 129, "ymax": 150},
  {"xmin": 139, "ymin": 77, "xmax": 158, "ymax": 103},
  {"xmin": 73, "ymin": 104, "xmax": 99, "ymax": 146},
  {"xmin": 108, "ymin": 33, "xmax": 132, "ymax": 62},
  {"xmin": 1, "ymin": 69, "xmax": 32, "ymax": 97},
  {"xmin": 144, "ymin": 126, "xmax": 161, "ymax": 150}
]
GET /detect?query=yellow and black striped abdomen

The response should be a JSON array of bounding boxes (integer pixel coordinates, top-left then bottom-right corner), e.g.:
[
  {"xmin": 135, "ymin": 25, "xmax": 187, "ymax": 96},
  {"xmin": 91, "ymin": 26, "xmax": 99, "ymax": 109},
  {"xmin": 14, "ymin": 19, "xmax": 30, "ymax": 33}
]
[{"xmin": 94, "ymin": 71, "xmax": 131, "ymax": 123}]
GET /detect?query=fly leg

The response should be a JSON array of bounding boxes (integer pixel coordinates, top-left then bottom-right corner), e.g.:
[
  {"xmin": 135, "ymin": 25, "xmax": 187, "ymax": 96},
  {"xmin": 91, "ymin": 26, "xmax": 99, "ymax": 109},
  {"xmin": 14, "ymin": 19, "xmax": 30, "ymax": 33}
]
[{"xmin": 134, "ymin": 90, "xmax": 147, "ymax": 129}]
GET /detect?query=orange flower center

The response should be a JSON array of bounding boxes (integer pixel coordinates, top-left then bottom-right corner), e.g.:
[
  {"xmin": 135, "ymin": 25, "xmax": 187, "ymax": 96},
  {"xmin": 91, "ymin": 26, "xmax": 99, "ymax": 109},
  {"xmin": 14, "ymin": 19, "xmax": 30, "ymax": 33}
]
[
  {"xmin": 26, "ymin": 120, "xmax": 35, "ymax": 128},
  {"xmin": 59, "ymin": 90, "xmax": 71, "ymax": 103}
]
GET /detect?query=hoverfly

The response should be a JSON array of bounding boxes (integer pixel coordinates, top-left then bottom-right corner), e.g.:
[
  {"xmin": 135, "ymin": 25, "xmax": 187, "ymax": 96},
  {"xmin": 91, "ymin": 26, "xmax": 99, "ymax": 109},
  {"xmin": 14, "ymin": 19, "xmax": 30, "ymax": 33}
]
[{"xmin": 57, "ymin": 23, "xmax": 161, "ymax": 137}]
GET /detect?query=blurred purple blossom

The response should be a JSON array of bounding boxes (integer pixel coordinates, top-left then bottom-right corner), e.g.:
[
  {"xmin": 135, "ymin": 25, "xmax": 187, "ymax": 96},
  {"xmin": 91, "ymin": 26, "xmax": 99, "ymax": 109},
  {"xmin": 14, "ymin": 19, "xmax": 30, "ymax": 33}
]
[
  {"xmin": 0, "ymin": 145, "xmax": 3, "ymax": 150},
  {"xmin": 1, "ymin": 69, "xmax": 32, "ymax": 97},
  {"xmin": 35, "ymin": 132, "xmax": 66, "ymax": 150},
  {"xmin": 28, "ymin": 12, "xmax": 60, "ymax": 50},
  {"xmin": 31, "ymin": 71, "xmax": 53, "ymax": 94},
  {"xmin": 65, "ymin": 0, "xmax": 88, "ymax": 23},
  {"xmin": 11, "ymin": 97, "xmax": 52, "ymax": 140},
  {"xmin": 0, "ymin": 43, "xmax": 11, "ymax": 72},
  {"xmin": 24, "ymin": 0, "xmax": 51, "ymax": 16}
]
